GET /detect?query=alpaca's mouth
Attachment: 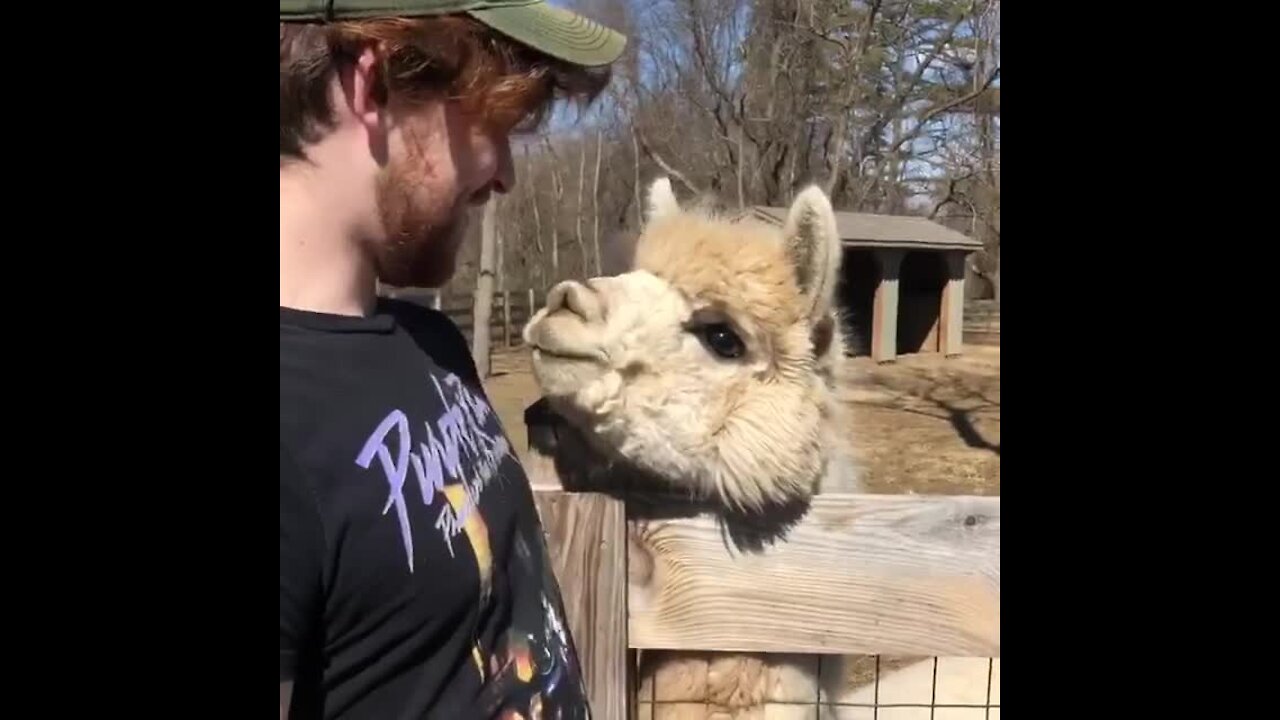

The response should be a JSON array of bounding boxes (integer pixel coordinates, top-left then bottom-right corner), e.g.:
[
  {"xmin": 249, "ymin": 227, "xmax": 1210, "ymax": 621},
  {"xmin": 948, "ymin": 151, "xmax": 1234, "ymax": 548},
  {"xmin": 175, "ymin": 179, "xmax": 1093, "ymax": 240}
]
[
  {"xmin": 528, "ymin": 342, "xmax": 612, "ymax": 403},
  {"xmin": 531, "ymin": 345, "xmax": 605, "ymax": 364},
  {"xmin": 527, "ymin": 322, "xmax": 607, "ymax": 364}
]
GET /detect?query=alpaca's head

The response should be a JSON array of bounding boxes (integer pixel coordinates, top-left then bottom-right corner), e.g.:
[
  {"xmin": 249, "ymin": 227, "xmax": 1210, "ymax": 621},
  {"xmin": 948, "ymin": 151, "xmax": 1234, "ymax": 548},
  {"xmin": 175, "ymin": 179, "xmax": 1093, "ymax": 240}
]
[{"xmin": 523, "ymin": 178, "xmax": 854, "ymax": 511}]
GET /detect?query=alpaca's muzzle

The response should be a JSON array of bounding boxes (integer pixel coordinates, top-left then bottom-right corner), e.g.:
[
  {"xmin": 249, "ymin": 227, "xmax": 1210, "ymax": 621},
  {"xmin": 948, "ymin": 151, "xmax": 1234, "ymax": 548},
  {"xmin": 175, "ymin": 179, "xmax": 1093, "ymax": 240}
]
[{"xmin": 544, "ymin": 279, "xmax": 606, "ymax": 324}]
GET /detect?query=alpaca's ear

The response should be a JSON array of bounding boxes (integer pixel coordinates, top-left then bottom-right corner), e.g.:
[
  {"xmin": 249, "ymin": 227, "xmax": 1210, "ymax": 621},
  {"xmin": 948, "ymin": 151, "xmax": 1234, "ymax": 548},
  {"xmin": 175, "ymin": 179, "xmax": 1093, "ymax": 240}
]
[
  {"xmin": 645, "ymin": 177, "xmax": 680, "ymax": 225},
  {"xmin": 782, "ymin": 185, "xmax": 843, "ymax": 323}
]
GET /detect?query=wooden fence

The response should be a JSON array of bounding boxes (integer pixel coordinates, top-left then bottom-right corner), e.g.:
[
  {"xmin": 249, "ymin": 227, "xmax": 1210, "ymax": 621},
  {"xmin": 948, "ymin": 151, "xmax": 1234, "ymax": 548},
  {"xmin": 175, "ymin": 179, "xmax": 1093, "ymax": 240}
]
[
  {"xmin": 525, "ymin": 424, "xmax": 1001, "ymax": 718},
  {"xmin": 963, "ymin": 299, "xmax": 1000, "ymax": 347}
]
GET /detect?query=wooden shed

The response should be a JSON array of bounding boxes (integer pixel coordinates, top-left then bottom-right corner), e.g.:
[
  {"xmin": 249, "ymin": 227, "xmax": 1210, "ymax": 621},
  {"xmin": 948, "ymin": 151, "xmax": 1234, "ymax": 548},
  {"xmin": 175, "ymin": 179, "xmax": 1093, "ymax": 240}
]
[{"xmin": 740, "ymin": 206, "xmax": 983, "ymax": 362}]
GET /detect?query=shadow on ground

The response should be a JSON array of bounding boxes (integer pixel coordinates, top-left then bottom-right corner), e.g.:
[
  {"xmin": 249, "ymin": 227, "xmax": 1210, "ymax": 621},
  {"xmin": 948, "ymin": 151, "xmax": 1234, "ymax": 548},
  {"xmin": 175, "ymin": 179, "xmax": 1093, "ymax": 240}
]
[{"xmin": 856, "ymin": 364, "xmax": 1000, "ymax": 457}]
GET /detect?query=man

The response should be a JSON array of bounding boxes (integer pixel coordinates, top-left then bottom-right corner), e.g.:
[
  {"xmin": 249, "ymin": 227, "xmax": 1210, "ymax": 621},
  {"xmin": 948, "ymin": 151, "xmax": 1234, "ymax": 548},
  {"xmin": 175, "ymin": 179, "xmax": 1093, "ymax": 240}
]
[{"xmin": 279, "ymin": 2, "xmax": 625, "ymax": 718}]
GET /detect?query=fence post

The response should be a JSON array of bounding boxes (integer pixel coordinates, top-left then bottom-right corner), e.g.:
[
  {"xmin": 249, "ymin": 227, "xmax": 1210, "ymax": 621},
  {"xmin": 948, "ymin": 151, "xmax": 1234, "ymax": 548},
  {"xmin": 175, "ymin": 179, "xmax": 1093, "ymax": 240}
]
[
  {"xmin": 526, "ymin": 289, "xmax": 537, "ymax": 346},
  {"xmin": 472, "ymin": 197, "xmax": 497, "ymax": 377},
  {"xmin": 502, "ymin": 290, "xmax": 511, "ymax": 348},
  {"xmin": 524, "ymin": 402, "xmax": 629, "ymax": 718}
]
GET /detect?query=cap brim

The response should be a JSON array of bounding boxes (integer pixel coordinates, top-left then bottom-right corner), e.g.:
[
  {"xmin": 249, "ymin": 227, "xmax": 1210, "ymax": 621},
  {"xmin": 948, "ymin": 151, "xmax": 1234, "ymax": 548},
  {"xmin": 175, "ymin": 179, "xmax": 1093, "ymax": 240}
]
[{"xmin": 466, "ymin": 2, "xmax": 626, "ymax": 68}]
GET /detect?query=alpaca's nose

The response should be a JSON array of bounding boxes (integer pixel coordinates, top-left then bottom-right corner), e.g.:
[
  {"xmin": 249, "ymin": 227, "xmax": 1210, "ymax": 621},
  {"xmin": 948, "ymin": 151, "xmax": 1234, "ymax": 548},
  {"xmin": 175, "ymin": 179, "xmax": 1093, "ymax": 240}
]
[{"xmin": 545, "ymin": 280, "xmax": 605, "ymax": 324}]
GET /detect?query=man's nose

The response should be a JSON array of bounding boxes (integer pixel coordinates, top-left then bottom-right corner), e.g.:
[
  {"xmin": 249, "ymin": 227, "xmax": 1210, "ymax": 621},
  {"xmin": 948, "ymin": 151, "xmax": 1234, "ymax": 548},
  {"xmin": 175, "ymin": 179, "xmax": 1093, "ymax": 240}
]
[{"xmin": 544, "ymin": 280, "xmax": 605, "ymax": 324}]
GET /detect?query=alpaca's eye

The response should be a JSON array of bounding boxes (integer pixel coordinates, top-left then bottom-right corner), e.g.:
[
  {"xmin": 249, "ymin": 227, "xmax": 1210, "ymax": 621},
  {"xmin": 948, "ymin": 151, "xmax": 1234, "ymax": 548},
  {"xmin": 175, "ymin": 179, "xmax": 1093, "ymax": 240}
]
[{"xmin": 698, "ymin": 323, "xmax": 745, "ymax": 359}]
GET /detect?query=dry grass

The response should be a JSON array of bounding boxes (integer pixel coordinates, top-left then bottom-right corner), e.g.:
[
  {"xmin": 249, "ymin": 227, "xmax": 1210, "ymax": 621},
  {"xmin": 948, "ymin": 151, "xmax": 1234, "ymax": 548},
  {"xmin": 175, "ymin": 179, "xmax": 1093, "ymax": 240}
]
[
  {"xmin": 838, "ymin": 345, "xmax": 999, "ymax": 496},
  {"xmin": 483, "ymin": 344, "xmax": 1000, "ymax": 497}
]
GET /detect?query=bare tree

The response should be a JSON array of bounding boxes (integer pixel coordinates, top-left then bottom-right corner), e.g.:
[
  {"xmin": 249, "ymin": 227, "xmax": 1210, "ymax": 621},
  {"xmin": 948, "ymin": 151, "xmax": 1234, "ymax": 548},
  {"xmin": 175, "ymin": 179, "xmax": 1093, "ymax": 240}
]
[
  {"xmin": 592, "ymin": 128, "xmax": 604, "ymax": 276},
  {"xmin": 487, "ymin": 0, "xmax": 998, "ymax": 308},
  {"xmin": 631, "ymin": 127, "xmax": 642, "ymax": 227},
  {"xmin": 575, "ymin": 138, "xmax": 588, "ymax": 277},
  {"xmin": 524, "ymin": 143, "xmax": 546, "ymax": 291},
  {"xmin": 542, "ymin": 136, "xmax": 563, "ymax": 285}
]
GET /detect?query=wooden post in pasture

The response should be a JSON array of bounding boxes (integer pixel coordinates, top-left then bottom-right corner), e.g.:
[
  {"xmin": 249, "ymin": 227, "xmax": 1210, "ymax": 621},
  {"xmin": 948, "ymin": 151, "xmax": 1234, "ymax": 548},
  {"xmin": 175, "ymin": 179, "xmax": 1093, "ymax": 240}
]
[
  {"xmin": 497, "ymin": 217, "xmax": 511, "ymax": 349},
  {"xmin": 472, "ymin": 197, "xmax": 496, "ymax": 377},
  {"xmin": 502, "ymin": 291, "xmax": 511, "ymax": 348}
]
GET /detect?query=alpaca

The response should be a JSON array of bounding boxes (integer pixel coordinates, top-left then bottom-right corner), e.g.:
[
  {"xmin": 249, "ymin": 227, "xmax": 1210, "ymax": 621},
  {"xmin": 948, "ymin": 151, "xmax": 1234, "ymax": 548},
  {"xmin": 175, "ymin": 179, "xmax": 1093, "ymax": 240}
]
[
  {"xmin": 522, "ymin": 177, "xmax": 861, "ymax": 513},
  {"xmin": 521, "ymin": 177, "xmax": 871, "ymax": 715}
]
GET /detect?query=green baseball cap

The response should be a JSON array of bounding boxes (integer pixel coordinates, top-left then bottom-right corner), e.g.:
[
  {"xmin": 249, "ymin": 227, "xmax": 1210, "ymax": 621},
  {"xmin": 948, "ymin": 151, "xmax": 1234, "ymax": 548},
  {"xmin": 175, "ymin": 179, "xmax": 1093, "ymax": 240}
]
[{"xmin": 280, "ymin": 1, "xmax": 627, "ymax": 68}]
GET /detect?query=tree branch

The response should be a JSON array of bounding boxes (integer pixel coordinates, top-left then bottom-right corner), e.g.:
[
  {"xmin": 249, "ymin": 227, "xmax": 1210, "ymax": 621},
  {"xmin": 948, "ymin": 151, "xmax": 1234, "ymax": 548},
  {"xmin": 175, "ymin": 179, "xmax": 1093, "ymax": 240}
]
[{"xmin": 635, "ymin": 130, "xmax": 703, "ymax": 196}]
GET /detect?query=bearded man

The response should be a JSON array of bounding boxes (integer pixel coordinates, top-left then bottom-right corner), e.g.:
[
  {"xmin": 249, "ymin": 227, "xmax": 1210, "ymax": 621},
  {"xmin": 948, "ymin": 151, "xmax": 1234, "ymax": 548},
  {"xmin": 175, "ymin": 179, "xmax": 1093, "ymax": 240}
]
[{"xmin": 279, "ymin": 2, "xmax": 625, "ymax": 718}]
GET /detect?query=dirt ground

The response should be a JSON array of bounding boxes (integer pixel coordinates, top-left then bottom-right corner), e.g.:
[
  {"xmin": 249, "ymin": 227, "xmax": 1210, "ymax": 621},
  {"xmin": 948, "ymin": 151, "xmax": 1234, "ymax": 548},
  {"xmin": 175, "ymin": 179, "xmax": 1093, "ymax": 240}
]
[{"xmin": 483, "ymin": 344, "xmax": 1000, "ymax": 496}]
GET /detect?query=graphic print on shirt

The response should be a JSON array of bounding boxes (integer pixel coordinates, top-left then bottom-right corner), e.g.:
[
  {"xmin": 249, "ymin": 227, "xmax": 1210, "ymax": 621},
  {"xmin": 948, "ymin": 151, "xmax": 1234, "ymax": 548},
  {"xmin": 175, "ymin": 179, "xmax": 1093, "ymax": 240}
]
[
  {"xmin": 442, "ymin": 483, "xmax": 494, "ymax": 605},
  {"xmin": 475, "ymin": 526, "xmax": 591, "ymax": 720},
  {"xmin": 353, "ymin": 366, "xmax": 590, "ymax": 717},
  {"xmin": 355, "ymin": 372, "xmax": 513, "ymax": 575}
]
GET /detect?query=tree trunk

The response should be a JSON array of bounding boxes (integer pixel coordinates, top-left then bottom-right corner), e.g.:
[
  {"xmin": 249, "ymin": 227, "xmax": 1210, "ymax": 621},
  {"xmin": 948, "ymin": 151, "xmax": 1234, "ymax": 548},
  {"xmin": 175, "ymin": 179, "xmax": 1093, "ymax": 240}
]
[
  {"xmin": 736, "ymin": 124, "xmax": 746, "ymax": 210},
  {"xmin": 497, "ymin": 208, "xmax": 505, "ymax": 294},
  {"xmin": 631, "ymin": 127, "xmax": 642, "ymax": 228},
  {"xmin": 543, "ymin": 137, "xmax": 562, "ymax": 287},
  {"xmin": 592, "ymin": 129, "xmax": 604, "ymax": 276},
  {"xmin": 525, "ymin": 144, "xmax": 546, "ymax": 290},
  {"xmin": 497, "ymin": 211, "xmax": 509, "ymax": 348},
  {"xmin": 472, "ymin": 196, "xmax": 497, "ymax": 378},
  {"xmin": 575, "ymin": 140, "xmax": 587, "ymax": 277}
]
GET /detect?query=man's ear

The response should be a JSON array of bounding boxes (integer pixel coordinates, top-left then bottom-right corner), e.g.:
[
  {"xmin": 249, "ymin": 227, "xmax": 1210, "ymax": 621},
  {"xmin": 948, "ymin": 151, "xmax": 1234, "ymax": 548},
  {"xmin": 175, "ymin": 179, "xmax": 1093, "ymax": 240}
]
[
  {"xmin": 336, "ymin": 46, "xmax": 389, "ymax": 163},
  {"xmin": 342, "ymin": 47, "xmax": 383, "ymax": 124}
]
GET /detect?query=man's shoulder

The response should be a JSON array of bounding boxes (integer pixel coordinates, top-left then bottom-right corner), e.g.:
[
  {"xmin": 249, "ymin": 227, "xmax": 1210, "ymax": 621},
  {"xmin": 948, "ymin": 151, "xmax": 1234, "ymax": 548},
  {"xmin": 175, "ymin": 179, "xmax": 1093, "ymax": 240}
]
[
  {"xmin": 381, "ymin": 297, "xmax": 481, "ymax": 384},
  {"xmin": 380, "ymin": 296, "xmax": 456, "ymax": 330},
  {"xmin": 379, "ymin": 297, "xmax": 464, "ymax": 349}
]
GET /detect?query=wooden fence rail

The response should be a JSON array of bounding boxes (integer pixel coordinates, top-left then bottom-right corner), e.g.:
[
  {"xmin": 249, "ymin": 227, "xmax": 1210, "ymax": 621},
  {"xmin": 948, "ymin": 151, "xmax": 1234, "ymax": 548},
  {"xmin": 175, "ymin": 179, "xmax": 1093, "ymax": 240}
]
[
  {"xmin": 629, "ymin": 493, "xmax": 999, "ymax": 657},
  {"xmin": 531, "ymin": 488, "xmax": 1001, "ymax": 718}
]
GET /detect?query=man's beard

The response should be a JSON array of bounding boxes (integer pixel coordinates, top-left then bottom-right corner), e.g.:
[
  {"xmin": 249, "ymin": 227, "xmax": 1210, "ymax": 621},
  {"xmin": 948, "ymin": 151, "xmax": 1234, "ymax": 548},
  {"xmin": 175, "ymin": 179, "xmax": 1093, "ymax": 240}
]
[{"xmin": 371, "ymin": 158, "xmax": 469, "ymax": 290}]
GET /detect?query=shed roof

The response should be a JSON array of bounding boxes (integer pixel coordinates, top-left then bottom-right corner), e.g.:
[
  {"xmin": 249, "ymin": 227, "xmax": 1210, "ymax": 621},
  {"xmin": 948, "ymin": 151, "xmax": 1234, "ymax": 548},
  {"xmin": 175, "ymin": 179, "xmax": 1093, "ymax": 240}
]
[{"xmin": 743, "ymin": 206, "xmax": 982, "ymax": 251}]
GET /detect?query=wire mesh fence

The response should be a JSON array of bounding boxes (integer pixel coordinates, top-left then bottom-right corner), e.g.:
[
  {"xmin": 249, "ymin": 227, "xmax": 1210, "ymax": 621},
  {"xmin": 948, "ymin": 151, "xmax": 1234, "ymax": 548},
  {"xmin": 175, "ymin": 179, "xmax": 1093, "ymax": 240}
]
[{"xmin": 635, "ymin": 653, "xmax": 1000, "ymax": 719}]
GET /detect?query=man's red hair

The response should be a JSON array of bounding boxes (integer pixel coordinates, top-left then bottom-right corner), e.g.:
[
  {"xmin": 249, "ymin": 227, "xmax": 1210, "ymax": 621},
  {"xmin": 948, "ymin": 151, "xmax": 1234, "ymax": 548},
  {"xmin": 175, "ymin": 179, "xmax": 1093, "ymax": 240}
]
[{"xmin": 280, "ymin": 15, "xmax": 610, "ymax": 161}]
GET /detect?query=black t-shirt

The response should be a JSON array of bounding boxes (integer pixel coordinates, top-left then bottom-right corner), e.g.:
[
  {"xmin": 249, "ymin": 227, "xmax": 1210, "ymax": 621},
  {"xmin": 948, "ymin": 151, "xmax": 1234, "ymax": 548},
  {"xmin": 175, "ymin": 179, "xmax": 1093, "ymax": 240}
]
[{"xmin": 280, "ymin": 299, "xmax": 590, "ymax": 719}]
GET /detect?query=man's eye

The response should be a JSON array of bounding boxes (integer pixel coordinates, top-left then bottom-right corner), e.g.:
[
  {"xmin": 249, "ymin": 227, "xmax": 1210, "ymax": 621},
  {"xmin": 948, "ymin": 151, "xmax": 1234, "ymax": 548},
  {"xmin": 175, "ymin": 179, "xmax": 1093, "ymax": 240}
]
[{"xmin": 696, "ymin": 323, "xmax": 745, "ymax": 359}]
